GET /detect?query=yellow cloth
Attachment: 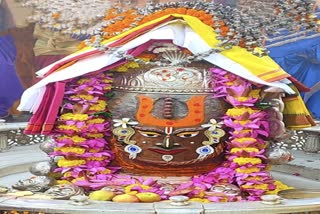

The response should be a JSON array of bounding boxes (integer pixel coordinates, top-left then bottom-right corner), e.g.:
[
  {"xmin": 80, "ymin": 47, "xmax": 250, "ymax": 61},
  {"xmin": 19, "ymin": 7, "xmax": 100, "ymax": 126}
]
[
  {"xmin": 63, "ymin": 13, "xmax": 314, "ymax": 129},
  {"xmin": 99, "ymin": 14, "xmax": 290, "ymax": 83},
  {"xmin": 283, "ymin": 85, "xmax": 316, "ymax": 129}
]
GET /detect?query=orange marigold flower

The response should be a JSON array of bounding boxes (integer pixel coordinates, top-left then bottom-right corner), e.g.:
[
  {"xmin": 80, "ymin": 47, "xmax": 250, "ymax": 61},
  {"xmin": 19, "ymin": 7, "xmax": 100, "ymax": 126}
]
[{"xmin": 52, "ymin": 13, "xmax": 60, "ymax": 19}]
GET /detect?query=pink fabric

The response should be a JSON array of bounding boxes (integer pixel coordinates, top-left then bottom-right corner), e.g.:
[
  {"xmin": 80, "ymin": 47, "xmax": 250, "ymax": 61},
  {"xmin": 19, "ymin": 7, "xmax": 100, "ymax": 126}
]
[
  {"xmin": 26, "ymin": 29, "xmax": 173, "ymax": 134},
  {"xmin": 35, "ymin": 55, "xmax": 67, "ymax": 70},
  {"xmin": 24, "ymin": 81, "xmax": 66, "ymax": 135},
  {"xmin": 43, "ymin": 50, "xmax": 101, "ymax": 78}
]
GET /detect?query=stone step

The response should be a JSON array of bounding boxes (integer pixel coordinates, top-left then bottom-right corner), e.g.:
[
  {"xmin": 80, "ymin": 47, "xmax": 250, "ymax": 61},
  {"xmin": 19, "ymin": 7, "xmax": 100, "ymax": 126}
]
[
  {"xmin": 0, "ymin": 144, "xmax": 49, "ymax": 177},
  {"xmin": 271, "ymin": 150, "xmax": 320, "ymax": 182}
]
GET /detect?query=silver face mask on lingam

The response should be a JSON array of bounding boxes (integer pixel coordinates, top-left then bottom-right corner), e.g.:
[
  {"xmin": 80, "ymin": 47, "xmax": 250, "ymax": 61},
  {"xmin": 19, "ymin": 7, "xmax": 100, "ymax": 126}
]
[{"xmin": 109, "ymin": 58, "xmax": 228, "ymax": 176}]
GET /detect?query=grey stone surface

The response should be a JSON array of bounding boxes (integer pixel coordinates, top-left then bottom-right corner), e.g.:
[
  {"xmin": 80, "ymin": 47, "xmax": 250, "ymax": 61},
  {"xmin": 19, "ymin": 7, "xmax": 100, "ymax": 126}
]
[
  {"xmin": 0, "ymin": 145, "xmax": 320, "ymax": 213},
  {"xmin": 203, "ymin": 198, "xmax": 320, "ymax": 214},
  {"xmin": 0, "ymin": 199, "xmax": 156, "ymax": 214},
  {"xmin": 302, "ymin": 124, "xmax": 320, "ymax": 133},
  {"xmin": 271, "ymin": 150, "xmax": 320, "ymax": 181},
  {"xmin": 0, "ymin": 122, "xmax": 28, "ymax": 131},
  {"xmin": 154, "ymin": 202, "xmax": 204, "ymax": 214},
  {"xmin": 0, "ymin": 144, "xmax": 48, "ymax": 177},
  {"xmin": 271, "ymin": 171, "xmax": 320, "ymax": 189}
]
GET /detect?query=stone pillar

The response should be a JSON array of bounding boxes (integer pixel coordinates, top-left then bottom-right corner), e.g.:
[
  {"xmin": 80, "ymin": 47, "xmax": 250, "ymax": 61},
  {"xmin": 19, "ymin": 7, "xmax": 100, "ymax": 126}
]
[
  {"xmin": 303, "ymin": 131, "xmax": 320, "ymax": 153},
  {"xmin": 0, "ymin": 132, "xmax": 8, "ymax": 151}
]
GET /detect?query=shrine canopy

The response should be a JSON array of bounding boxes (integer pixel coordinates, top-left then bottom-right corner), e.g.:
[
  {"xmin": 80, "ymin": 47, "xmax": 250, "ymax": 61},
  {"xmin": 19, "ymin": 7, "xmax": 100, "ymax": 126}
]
[{"xmin": 18, "ymin": 15, "xmax": 302, "ymax": 113}]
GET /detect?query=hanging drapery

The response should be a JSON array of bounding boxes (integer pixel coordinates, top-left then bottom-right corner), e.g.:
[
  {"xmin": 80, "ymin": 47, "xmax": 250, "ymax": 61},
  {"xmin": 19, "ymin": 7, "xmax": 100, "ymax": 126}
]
[
  {"xmin": 0, "ymin": 35, "xmax": 24, "ymax": 118},
  {"xmin": 268, "ymin": 35, "xmax": 320, "ymax": 120}
]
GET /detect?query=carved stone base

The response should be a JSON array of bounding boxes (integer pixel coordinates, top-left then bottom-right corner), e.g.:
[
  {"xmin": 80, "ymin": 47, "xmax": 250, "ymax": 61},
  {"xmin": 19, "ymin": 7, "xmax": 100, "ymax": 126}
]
[
  {"xmin": 0, "ymin": 133, "xmax": 8, "ymax": 151},
  {"xmin": 303, "ymin": 131, "xmax": 320, "ymax": 153}
]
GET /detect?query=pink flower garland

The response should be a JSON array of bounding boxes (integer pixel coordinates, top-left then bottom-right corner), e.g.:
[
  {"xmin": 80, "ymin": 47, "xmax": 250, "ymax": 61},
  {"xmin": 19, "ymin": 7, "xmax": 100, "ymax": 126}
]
[
  {"xmin": 51, "ymin": 72, "xmax": 118, "ymax": 185},
  {"xmin": 211, "ymin": 68, "xmax": 276, "ymax": 201},
  {"xmin": 50, "ymin": 68, "xmax": 280, "ymax": 202}
]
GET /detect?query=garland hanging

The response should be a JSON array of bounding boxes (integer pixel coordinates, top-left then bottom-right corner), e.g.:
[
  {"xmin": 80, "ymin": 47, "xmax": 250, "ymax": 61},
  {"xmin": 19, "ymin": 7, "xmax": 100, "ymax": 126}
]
[{"xmin": 49, "ymin": 64, "xmax": 293, "ymax": 202}]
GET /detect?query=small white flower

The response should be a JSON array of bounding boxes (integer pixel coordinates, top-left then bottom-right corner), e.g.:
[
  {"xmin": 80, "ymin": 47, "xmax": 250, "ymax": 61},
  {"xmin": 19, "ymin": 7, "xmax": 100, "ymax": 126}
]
[
  {"xmin": 201, "ymin": 119, "xmax": 223, "ymax": 131},
  {"xmin": 113, "ymin": 118, "xmax": 138, "ymax": 128}
]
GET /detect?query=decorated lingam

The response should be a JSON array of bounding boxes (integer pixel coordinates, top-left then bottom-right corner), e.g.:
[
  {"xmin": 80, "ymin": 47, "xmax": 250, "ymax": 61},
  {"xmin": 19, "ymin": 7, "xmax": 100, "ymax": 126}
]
[
  {"xmin": 109, "ymin": 59, "xmax": 227, "ymax": 176},
  {"xmin": 12, "ymin": 0, "xmax": 318, "ymax": 204}
]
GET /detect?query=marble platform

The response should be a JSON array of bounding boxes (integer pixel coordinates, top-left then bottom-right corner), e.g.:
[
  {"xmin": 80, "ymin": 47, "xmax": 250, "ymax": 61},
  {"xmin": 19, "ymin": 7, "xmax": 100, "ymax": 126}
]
[{"xmin": 0, "ymin": 145, "xmax": 319, "ymax": 213}]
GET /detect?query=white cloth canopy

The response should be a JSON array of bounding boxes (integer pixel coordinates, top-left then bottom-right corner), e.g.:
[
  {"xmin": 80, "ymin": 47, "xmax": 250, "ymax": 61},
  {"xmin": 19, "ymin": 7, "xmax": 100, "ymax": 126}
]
[{"xmin": 18, "ymin": 20, "xmax": 295, "ymax": 113}]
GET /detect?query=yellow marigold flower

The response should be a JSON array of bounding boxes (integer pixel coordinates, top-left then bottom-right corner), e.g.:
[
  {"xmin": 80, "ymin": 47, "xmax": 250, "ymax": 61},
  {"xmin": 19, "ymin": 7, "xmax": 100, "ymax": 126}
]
[
  {"xmin": 99, "ymin": 169, "xmax": 111, "ymax": 174},
  {"xmin": 249, "ymin": 89, "xmax": 261, "ymax": 98},
  {"xmin": 219, "ymin": 179, "xmax": 230, "ymax": 183},
  {"xmin": 89, "ymin": 100, "xmax": 107, "ymax": 112},
  {"xmin": 266, "ymin": 165, "xmax": 272, "ymax": 171},
  {"xmin": 113, "ymin": 57, "xmax": 153, "ymax": 72},
  {"xmin": 56, "ymin": 147, "xmax": 86, "ymax": 154},
  {"xmin": 57, "ymin": 158, "xmax": 86, "ymax": 167},
  {"xmin": 104, "ymin": 85, "xmax": 112, "ymax": 90},
  {"xmin": 70, "ymin": 94, "xmax": 95, "ymax": 101},
  {"xmin": 48, "ymin": 172, "xmax": 62, "ymax": 179},
  {"xmin": 113, "ymin": 61, "xmax": 140, "ymax": 72},
  {"xmin": 57, "ymin": 135, "xmax": 86, "ymax": 144},
  {"xmin": 87, "ymin": 157, "xmax": 106, "ymax": 161},
  {"xmin": 189, "ymin": 198, "xmax": 211, "ymax": 203},
  {"xmin": 232, "ymin": 138, "xmax": 256, "ymax": 144},
  {"xmin": 236, "ymin": 167, "xmax": 260, "ymax": 174},
  {"xmin": 52, "ymin": 12, "xmax": 60, "ymax": 19},
  {"xmin": 234, "ymin": 120, "xmax": 251, "ymax": 125},
  {"xmin": 57, "ymin": 135, "xmax": 67, "ymax": 141},
  {"xmin": 226, "ymin": 107, "xmax": 259, "ymax": 117},
  {"xmin": 125, "ymin": 184, "xmax": 151, "ymax": 193},
  {"xmin": 56, "ymin": 180, "xmax": 72, "ymax": 185},
  {"xmin": 236, "ymin": 97, "xmax": 250, "ymax": 102},
  {"xmin": 232, "ymin": 130, "xmax": 252, "ymax": 136},
  {"xmin": 233, "ymin": 157, "xmax": 262, "ymax": 165},
  {"xmin": 102, "ymin": 79, "xmax": 113, "ymax": 83},
  {"xmin": 71, "ymin": 177, "xmax": 86, "ymax": 183},
  {"xmin": 87, "ymin": 133, "xmax": 104, "ymax": 138},
  {"xmin": 219, "ymin": 197, "xmax": 229, "ymax": 202},
  {"xmin": 226, "ymin": 81, "xmax": 236, "ymax": 86},
  {"xmin": 243, "ymin": 176, "xmax": 263, "ymax": 182},
  {"xmin": 63, "ymin": 172, "xmax": 72, "ymax": 177},
  {"xmin": 85, "ymin": 86, "xmax": 95, "ymax": 92},
  {"xmin": 266, "ymin": 181, "xmax": 294, "ymax": 195},
  {"xmin": 87, "ymin": 118, "xmax": 105, "ymax": 124},
  {"xmin": 127, "ymin": 61, "xmax": 141, "ymax": 67},
  {"xmin": 77, "ymin": 78, "xmax": 91, "ymax": 85},
  {"xmin": 230, "ymin": 148, "xmax": 259, "ymax": 153},
  {"xmin": 242, "ymin": 184, "xmax": 269, "ymax": 190},
  {"xmin": 57, "ymin": 125, "xmax": 80, "ymax": 132},
  {"xmin": 139, "ymin": 57, "xmax": 152, "ymax": 62},
  {"xmin": 81, "ymin": 86, "xmax": 93, "ymax": 92},
  {"xmin": 60, "ymin": 113, "xmax": 89, "ymax": 121},
  {"xmin": 71, "ymin": 135, "xmax": 87, "ymax": 143},
  {"xmin": 88, "ymin": 149, "xmax": 100, "ymax": 153},
  {"xmin": 194, "ymin": 192, "xmax": 205, "ymax": 198}
]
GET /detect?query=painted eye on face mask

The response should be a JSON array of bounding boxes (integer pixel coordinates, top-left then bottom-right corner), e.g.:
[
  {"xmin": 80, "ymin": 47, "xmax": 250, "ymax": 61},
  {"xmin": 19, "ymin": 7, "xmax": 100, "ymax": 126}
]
[
  {"xmin": 138, "ymin": 131, "xmax": 161, "ymax": 138},
  {"xmin": 176, "ymin": 131, "xmax": 199, "ymax": 138}
]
